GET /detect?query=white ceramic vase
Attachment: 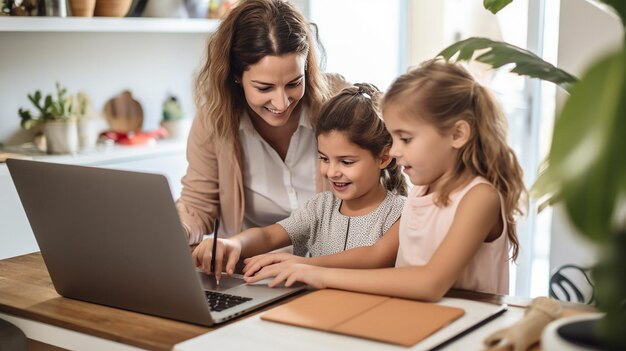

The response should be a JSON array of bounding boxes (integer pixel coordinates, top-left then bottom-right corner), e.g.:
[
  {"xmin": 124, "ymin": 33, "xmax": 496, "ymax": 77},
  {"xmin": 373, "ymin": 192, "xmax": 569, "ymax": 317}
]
[
  {"xmin": 44, "ymin": 120, "xmax": 78, "ymax": 154},
  {"xmin": 161, "ymin": 119, "xmax": 192, "ymax": 140},
  {"xmin": 142, "ymin": 0, "xmax": 187, "ymax": 17},
  {"xmin": 77, "ymin": 118, "xmax": 102, "ymax": 151}
]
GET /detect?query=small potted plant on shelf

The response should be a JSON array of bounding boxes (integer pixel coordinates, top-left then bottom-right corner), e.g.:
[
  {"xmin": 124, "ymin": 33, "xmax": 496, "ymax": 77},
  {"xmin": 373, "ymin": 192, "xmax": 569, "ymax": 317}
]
[
  {"xmin": 160, "ymin": 95, "xmax": 191, "ymax": 140},
  {"xmin": 18, "ymin": 82, "xmax": 78, "ymax": 154},
  {"xmin": 74, "ymin": 91, "xmax": 102, "ymax": 151}
]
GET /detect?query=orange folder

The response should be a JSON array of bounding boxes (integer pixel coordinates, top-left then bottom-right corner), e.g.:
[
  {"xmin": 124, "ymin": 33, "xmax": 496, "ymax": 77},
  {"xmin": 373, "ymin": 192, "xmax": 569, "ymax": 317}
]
[{"xmin": 261, "ymin": 289, "xmax": 465, "ymax": 347}]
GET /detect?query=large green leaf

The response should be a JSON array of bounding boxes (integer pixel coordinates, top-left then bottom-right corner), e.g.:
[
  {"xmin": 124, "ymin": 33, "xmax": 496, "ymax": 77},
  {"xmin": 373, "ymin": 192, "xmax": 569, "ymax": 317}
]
[
  {"xmin": 600, "ymin": 0, "xmax": 625, "ymax": 28},
  {"xmin": 483, "ymin": 0, "xmax": 513, "ymax": 14},
  {"xmin": 532, "ymin": 49, "xmax": 626, "ymax": 243},
  {"xmin": 439, "ymin": 37, "xmax": 578, "ymax": 92}
]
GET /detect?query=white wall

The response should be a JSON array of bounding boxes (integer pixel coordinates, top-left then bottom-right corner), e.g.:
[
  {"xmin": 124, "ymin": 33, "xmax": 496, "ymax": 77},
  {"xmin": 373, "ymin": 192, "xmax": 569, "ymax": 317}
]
[
  {"xmin": 0, "ymin": 32, "xmax": 207, "ymax": 145},
  {"xmin": 309, "ymin": 0, "xmax": 402, "ymax": 90}
]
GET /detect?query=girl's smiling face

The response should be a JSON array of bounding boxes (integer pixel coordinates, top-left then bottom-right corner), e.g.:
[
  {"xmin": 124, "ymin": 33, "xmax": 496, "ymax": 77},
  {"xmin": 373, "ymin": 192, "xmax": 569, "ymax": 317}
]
[
  {"xmin": 240, "ymin": 53, "xmax": 306, "ymax": 128},
  {"xmin": 317, "ymin": 130, "xmax": 389, "ymax": 208},
  {"xmin": 383, "ymin": 105, "xmax": 459, "ymax": 191}
]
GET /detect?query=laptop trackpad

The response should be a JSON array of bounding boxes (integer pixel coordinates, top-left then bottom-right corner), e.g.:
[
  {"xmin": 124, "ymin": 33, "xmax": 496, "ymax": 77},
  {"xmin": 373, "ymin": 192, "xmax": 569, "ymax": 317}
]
[{"xmin": 198, "ymin": 272, "xmax": 246, "ymax": 291}]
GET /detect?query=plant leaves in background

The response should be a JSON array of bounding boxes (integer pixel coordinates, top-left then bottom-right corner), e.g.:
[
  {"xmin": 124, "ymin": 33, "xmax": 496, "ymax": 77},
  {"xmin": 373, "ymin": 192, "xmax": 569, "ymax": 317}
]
[
  {"xmin": 601, "ymin": 0, "xmax": 625, "ymax": 27},
  {"xmin": 532, "ymin": 49, "xmax": 626, "ymax": 243},
  {"xmin": 438, "ymin": 37, "xmax": 578, "ymax": 92},
  {"xmin": 483, "ymin": 0, "xmax": 513, "ymax": 14}
]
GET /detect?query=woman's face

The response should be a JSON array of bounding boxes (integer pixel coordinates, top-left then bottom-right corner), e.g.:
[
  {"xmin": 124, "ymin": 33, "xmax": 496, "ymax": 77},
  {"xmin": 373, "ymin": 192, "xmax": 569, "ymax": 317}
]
[{"xmin": 240, "ymin": 53, "xmax": 306, "ymax": 128}]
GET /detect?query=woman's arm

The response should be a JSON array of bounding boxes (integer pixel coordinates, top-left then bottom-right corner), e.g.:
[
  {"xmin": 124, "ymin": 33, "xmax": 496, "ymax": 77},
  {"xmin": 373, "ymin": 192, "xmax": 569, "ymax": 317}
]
[
  {"xmin": 247, "ymin": 184, "xmax": 502, "ymax": 301},
  {"xmin": 243, "ymin": 220, "xmax": 400, "ymax": 276},
  {"xmin": 176, "ymin": 117, "xmax": 221, "ymax": 244}
]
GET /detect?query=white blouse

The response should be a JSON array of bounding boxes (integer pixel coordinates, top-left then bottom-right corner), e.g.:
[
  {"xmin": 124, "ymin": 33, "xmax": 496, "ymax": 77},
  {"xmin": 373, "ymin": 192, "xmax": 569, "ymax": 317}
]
[{"xmin": 239, "ymin": 109, "xmax": 317, "ymax": 230}]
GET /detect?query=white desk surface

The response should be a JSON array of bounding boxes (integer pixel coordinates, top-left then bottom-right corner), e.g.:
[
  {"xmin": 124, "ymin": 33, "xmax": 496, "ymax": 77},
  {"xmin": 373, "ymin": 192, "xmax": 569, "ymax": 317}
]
[{"xmin": 175, "ymin": 298, "xmax": 525, "ymax": 351}]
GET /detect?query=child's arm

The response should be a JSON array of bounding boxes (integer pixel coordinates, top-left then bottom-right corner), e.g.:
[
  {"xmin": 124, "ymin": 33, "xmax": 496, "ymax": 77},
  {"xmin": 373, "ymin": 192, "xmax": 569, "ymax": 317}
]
[
  {"xmin": 246, "ymin": 185, "xmax": 501, "ymax": 301},
  {"xmin": 192, "ymin": 224, "xmax": 291, "ymax": 279},
  {"xmin": 242, "ymin": 220, "xmax": 400, "ymax": 277}
]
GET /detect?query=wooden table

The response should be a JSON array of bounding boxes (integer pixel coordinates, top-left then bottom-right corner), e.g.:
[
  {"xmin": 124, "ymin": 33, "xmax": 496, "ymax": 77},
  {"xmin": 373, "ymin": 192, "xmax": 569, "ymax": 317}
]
[{"xmin": 0, "ymin": 253, "xmax": 594, "ymax": 351}]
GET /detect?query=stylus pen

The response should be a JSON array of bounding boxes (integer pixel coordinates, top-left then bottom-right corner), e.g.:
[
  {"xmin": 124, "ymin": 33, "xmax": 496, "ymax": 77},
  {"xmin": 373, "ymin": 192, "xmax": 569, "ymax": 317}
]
[
  {"xmin": 428, "ymin": 305, "xmax": 508, "ymax": 351},
  {"xmin": 211, "ymin": 217, "xmax": 220, "ymax": 285}
]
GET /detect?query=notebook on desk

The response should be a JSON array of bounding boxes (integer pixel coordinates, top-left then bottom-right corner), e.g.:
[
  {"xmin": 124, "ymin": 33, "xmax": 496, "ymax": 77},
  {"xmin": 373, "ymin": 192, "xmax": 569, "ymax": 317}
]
[
  {"xmin": 261, "ymin": 289, "xmax": 465, "ymax": 347},
  {"xmin": 7, "ymin": 159, "xmax": 305, "ymax": 327}
]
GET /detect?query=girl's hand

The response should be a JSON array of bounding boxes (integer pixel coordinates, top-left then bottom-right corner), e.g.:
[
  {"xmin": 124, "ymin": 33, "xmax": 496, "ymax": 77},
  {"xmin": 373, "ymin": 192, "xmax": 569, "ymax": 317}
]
[
  {"xmin": 192, "ymin": 237, "xmax": 242, "ymax": 280},
  {"xmin": 242, "ymin": 252, "xmax": 303, "ymax": 278},
  {"xmin": 244, "ymin": 262, "xmax": 327, "ymax": 289}
]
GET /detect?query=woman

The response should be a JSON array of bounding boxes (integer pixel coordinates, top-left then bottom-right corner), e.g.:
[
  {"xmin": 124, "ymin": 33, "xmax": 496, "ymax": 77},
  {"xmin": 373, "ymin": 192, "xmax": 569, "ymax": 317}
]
[{"xmin": 177, "ymin": 0, "xmax": 345, "ymax": 244}]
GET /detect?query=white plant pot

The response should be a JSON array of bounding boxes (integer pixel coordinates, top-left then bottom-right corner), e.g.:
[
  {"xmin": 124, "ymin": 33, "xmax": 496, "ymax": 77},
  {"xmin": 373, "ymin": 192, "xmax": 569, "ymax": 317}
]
[
  {"xmin": 77, "ymin": 118, "xmax": 101, "ymax": 151},
  {"xmin": 161, "ymin": 119, "xmax": 192, "ymax": 140},
  {"xmin": 44, "ymin": 120, "xmax": 78, "ymax": 154},
  {"xmin": 142, "ymin": 0, "xmax": 187, "ymax": 17}
]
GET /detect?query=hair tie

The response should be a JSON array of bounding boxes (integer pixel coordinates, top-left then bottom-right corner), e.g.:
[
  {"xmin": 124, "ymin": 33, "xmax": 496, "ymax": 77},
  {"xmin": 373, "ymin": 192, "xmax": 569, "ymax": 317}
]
[{"xmin": 356, "ymin": 86, "xmax": 371, "ymax": 99}]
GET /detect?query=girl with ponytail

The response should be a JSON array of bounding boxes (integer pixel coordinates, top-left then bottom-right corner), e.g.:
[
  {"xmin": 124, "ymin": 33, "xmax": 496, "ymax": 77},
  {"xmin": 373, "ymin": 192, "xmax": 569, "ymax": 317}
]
[
  {"xmin": 245, "ymin": 59, "xmax": 527, "ymax": 300},
  {"xmin": 194, "ymin": 83, "xmax": 406, "ymax": 279}
]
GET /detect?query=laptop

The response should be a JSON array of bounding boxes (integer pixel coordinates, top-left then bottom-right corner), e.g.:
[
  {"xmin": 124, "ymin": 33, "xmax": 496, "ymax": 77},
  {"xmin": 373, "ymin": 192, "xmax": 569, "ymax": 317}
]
[{"xmin": 7, "ymin": 159, "xmax": 305, "ymax": 326}]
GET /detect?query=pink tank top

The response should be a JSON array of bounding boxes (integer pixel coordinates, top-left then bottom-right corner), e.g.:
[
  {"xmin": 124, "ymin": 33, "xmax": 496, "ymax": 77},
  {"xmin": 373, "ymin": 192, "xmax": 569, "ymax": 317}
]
[{"xmin": 395, "ymin": 177, "xmax": 510, "ymax": 294}]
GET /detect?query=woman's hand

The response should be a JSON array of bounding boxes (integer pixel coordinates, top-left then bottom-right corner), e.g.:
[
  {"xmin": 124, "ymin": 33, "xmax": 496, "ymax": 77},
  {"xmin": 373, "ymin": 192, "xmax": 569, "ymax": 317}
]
[
  {"xmin": 242, "ymin": 252, "xmax": 303, "ymax": 278},
  {"xmin": 244, "ymin": 262, "xmax": 328, "ymax": 289},
  {"xmin": 192, "ymin": 237, "xmax": 242, "ymax": 280}
]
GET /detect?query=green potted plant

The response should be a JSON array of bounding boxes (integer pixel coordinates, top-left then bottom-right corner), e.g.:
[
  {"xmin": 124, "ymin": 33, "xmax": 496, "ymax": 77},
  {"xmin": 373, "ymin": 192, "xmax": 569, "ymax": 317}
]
[
  {"xmin": 438, "ymin": 0, "xmax": 624, "ymax": 348},
  {"xmin": 160, "ymin": 95, "xmax": 191, "ymax": 140},
  {"xmin": 18, "ymin": 82, "xmax": 79, "ymax": 154}
]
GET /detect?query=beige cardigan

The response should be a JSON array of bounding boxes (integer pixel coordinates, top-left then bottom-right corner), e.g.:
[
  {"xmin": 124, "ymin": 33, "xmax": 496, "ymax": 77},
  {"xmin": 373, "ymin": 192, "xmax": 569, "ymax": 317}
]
[{"xmin": 176, "ymin": 112, "xmax": 327, "ymax": 244}]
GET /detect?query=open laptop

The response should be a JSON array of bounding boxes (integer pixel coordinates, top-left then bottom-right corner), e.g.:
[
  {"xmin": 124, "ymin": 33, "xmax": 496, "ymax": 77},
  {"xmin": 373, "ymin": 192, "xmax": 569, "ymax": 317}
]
[{"xmin": 7, "ymin": 159, "xmax": 305, "ymax": 326}]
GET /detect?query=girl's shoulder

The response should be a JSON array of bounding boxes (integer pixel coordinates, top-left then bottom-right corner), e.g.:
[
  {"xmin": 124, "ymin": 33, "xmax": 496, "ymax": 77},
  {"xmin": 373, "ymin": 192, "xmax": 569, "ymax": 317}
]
[
  {"xmin": 386, "ymin": 191, "xmax": 407, "ymax": 208},
  {"xmin": 455, "ymin": 177, "xmax": 501, "ymax": 211},
  {"xmin": 305, "ymin": 191, "xmax": 340, "ymax": 211},
  {"xmin": 458, "ymin": 176, "xmax": 498, "ymax": 198},
  {"xmin": 367, "ymin": 191, "xmax": 405, "ymax": 218}
]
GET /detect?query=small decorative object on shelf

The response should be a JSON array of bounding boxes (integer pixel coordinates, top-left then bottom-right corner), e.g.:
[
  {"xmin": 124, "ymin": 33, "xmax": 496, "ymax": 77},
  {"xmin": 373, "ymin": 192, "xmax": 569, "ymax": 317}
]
[
  {"xmin": 103, "ymin": 90, "xmax": 143, "ymax": 133},
  {"xmin": 18, "ymin": 82, "xmax": 78, "ymax": 154},
  {"xmin": 93, "ymin": 0, "xmax": 132, "ymax": 17},
  {"xmin": 5, "ymin": 0, "xmax": 38, "ymax": 16},
  {"xmin": 74, "ymin": 91, "xmax": 103, "ymax": 151},
  {"xmin": 208, "ymin": 0, "xmax": 238, "ymax": 19},
  {"xmin": 69, "ymin": 0, "xmax": 96, "ymax": 17},
  {"xmin": 40, "ymin": 0, "xmax": 67, "ymax": 16},
  {"xmin": 183, "ymin": 0, "xmax": 209, "ymax": 18},
  {"xmin": 142, "ymin": 0, "xmax": 188, "ymax": 18},
  {"xmin": 160, "ymin": 95, "xmax": 191, "ymax": 140}
]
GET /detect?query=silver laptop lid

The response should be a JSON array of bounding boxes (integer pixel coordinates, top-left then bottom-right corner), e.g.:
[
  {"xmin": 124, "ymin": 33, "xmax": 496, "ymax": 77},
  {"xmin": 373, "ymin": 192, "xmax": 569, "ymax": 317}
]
[{"xmin": 7, "ymin": 159, "xmax": 214, "ymax": 326}]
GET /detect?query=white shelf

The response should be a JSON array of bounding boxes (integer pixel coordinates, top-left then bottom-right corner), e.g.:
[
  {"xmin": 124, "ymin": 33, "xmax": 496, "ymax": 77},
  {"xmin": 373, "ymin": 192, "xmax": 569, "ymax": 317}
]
[
  {"xmin": 0, "ymin": 139, "xmax": 187, "ymax": 176},
  {"xmin": 0, "ymin": 16, "xmax": 219, "ymax": 33}
]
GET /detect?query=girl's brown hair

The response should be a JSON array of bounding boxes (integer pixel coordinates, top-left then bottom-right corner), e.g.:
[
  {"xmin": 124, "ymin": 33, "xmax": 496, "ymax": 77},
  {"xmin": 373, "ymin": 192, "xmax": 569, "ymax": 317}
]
[
  {"xmin": 195, "ymin": 0, "xmax": 330, "ymax": 144},
  {"xmin": 316, "ymin": 83, "xmax": 408, "ymax": 196},
  {"xmin": 382, "ymin": 59, "xmax": 527, "ymax": 260}
]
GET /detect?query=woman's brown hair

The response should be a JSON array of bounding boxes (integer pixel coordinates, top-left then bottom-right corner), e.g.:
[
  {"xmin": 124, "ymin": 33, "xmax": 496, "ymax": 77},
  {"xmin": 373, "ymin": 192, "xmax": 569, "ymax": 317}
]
[
  {"xmin": 382, "ymin": 59, "xmax": 527, "ymax": 260},
  {"xmin": 195, "ymin": 0, "xmax": 330, "ymax": 144},
  {"xmin": 316, "ymin": 83, "xmax": 407, "ymax": 196}
]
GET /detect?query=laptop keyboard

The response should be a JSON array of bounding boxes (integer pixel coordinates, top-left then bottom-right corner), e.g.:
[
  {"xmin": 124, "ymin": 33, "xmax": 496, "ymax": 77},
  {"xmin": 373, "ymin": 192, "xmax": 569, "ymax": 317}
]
[{"xmin": 205, "ymin": 291, "xmax": 252, "ymax": 312}]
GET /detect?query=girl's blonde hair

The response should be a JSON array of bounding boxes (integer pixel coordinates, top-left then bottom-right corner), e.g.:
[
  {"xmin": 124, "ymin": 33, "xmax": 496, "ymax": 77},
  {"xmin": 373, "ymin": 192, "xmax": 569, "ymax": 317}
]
[
  {"xmin": 382, "ymin": 59, "xmax": 527, "ymax": 260},
  {"xmin": 195, "ymin": 0, "xmax": 330, "ymax": 144},
  {"xmin": 316, "ymin": 83, "xmax": 407, "ymax": 196}
]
